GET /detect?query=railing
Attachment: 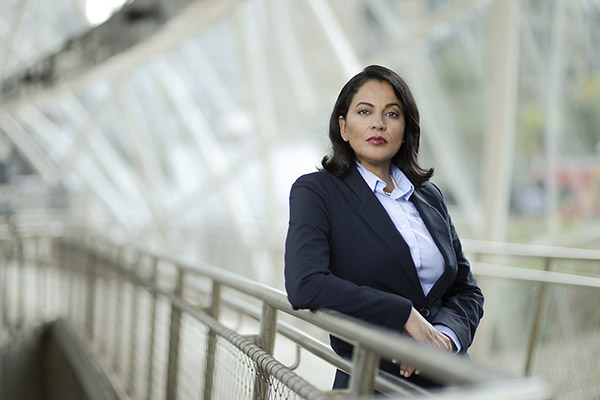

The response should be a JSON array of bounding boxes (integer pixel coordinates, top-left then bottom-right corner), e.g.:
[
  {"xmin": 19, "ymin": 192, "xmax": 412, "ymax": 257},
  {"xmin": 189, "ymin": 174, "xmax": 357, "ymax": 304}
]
[
  {"xmin": 464, "ymin": 239, "xmax": 600, "ymax": 376},
  {"xmin": 0, "ymin": 231, "xmax": 550, "ymax": 399},
  {"xmin": 460, "ymin": 239, "xmax": 600, "ymax": 399}
]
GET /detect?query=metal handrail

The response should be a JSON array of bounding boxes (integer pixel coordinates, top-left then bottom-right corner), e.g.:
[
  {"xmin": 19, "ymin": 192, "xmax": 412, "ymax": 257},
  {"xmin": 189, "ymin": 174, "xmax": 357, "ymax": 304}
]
[
  {"xmin": 74, "ymin": 234, "xmax": 506, "ymax": 387},
  {"xmin": 463, "ymin": 239, "xmax": 600, "ymax": 261},
  {"xmin": 221, "ymin": 291, "xmax": 428, "ymax": 396},
  {"xmin": 1, "ymin": 231, "xmax": 554, "ymax": 399},
  {"xmin": 77, "ymin": 234, "xmax": 499, "ymax": 385},
  {"xmin": 472, "ymin": 261, "xmax": 600, "ymax": 288},
  {"xmin": 463, "ymin": 238, "xmax": 600, "ymax": 380}
]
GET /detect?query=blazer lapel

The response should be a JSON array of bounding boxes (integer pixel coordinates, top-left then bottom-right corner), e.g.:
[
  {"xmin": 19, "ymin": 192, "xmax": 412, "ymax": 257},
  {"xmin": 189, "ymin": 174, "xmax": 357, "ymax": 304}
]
[
  {"xmin": 410, "ymin": 189, "xmax": 456, "ymax": 300},
  {"xmin": 343, "ymin": 167, "xmax": 424, "ymax": 296}
]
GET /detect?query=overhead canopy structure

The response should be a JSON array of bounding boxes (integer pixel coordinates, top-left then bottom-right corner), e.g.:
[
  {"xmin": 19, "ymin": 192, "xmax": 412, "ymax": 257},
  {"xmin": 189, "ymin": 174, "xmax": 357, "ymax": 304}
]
[{"xmin": 1, "ymin": 0, "xmax": 599, "ymax": 279}]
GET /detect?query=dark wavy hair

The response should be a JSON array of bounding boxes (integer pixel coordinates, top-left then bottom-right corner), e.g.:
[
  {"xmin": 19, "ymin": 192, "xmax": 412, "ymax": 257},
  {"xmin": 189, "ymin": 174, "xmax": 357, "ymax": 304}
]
[{"xmin": 321, "ymin": 65, "xmax": 433, "ymax": 186}]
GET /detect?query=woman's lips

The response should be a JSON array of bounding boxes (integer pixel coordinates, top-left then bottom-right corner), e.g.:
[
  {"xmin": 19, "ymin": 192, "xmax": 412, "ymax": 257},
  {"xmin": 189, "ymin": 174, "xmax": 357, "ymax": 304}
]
[{"xmin": 367, "ymin": 136, "xmax": 387, "ymax": 145}]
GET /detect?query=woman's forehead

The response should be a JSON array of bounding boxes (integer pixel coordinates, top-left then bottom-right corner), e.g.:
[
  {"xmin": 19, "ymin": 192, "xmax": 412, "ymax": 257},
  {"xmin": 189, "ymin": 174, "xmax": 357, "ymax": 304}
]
[{"xmin": 350, "ymin": 80, "xmax": 401, "ymax": 106}]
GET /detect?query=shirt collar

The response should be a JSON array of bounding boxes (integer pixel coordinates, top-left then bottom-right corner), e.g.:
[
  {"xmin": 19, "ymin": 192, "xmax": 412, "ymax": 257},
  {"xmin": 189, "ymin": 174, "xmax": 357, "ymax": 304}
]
[{"xmin": 355, "ymin": 162, "xmax": 414, "ymax": 200}]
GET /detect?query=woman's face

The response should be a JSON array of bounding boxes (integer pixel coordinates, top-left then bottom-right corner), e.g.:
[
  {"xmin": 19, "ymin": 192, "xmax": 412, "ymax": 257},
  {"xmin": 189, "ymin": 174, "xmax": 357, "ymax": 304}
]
[{"xmin": 339, "ymin": 80, "xmax": 405, "ymax": 173}]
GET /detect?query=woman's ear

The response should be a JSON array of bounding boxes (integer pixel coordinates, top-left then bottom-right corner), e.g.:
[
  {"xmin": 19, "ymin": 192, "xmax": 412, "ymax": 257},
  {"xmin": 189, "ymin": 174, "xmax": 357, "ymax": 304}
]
[{"xmin": 339, "ymin": 116, "xmax": 348, "ymax": 142}]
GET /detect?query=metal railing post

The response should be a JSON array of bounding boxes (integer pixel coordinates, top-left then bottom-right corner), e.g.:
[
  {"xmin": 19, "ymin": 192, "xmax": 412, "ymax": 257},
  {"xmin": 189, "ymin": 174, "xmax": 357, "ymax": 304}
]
[
  {"xmin": 112, "ymin": 248, "xmax": 125, "ymax": 374},
  {"xmin": 57, "ymin": 239, "xmax": 68, "ymax": 318},
  {"xmin": 0, "ymin": 235, "xmax": 12, "ymax": 326},
  {"xmin": 127, "ymin": 255, "xmax": 141, "ymax": 397},
  {"xmin": 166, "ymin": 269, "xmax": 184, "ymax": 400},
  {"xmin": 32, "ymin": 236, "xmax": 40, "ymax": 322},
  {"xmin": 349, "ymin": 344, "xmax": 380, "ymax": 396},
  {"xmin": 253, "ymin": 303, "xmax": 278, "ymax": 400},
  {"xmin": 203, "ymin": 281, "xmax": 221, "ymax": 400},
  {"xmin": 258, "ymin": 303, "xmax": 277, "ymax": 355},
  {"xmin": 146, "ymin": 257, "xmax": 159, "ymax": 400},
  {"xmin": 85, "ymin": 249, "xmax": 97, "ymax": 341},
  {"xmin": 37, "ymin": 236, "xmax": 47, "ymax": 321},
  {"xmin": 67, "ymin": 241, "xmax": 76, "ymax": 322},
  {"xmin": 15, "ymin": 235, "xmax": 24, "ymax": 328},
  {"xmin": 524, "ymin": 257, "xmax": 552, "ymax": 375},
  {"xmin": 0, "ymin": 237, "xmax": 6, "ymax": 326},
  {"xmin": 98, "ymin": 252, "xmax": 111, "ymax": 356}
]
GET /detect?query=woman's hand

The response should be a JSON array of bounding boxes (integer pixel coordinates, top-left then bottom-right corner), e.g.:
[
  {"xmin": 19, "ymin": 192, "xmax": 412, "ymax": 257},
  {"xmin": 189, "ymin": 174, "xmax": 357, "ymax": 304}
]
[{"xmin": 398, "ymin": 307, "xmax": 454, "ymax": 377}]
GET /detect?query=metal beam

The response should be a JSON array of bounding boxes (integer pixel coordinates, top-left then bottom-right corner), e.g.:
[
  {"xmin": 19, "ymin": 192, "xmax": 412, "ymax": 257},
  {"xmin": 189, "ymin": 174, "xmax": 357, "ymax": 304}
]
[
  {"xmin": 4, "ymin": 87, "xmax": 151, "ymax": 230},
  {"xmin": 404, "ymin": 65, "xmax": 482, "ymax": 232},
  {"xmin": 482, "ymin": 0, "xmax": 520, "ymax": 241},
  {"xmin": 543, "ymin": 0, "xmax": 568, "ymax": 235},
  {"xmin": 268, "ymin": 0, "xmax": 317, "ymax": 112},
  {"xmin": 238, "ymin": 0, "xmax": 278, "ymax": 239},
  {"xmin": 58, "ymin": 95, "xmax": 153, "ymax": 222},
  {"xmin": 149, "ymin": 58, "xmax": 276, "ymax": 279},
  {"xmin": 113, "ymin": 80, "xmax": 170, "ymax": 230},
  {"xmin": 15, "ymin": 104, "xmax": 73, "ymax": 165},
  {"xmin": 0, "ymin": 113, "xmax": 130, "ymax": 229},
  {"xmin": 377, "ymin": 0, "xmax": 485, "ymax": 66},
  {"xmin": 306, "ymin": 0, "xmax": 361, "ymax": 78},
  {"xmin": 163, "ymin": 39, "xmax": 256, "ymax": 218},
  {"xmin": 0, "ymin": 0, "xmax": 31, "ymax": 81},
  {"xmin": 1, "ymin": 0, "xmax": 243, "ymax": 107},
  {"xmin": 0, "ymin": 110, "xmax": 60, "ymax": 185},
  {"xmin": 14, "ymin": 103, "xmax": 136, "ymax": 230}
]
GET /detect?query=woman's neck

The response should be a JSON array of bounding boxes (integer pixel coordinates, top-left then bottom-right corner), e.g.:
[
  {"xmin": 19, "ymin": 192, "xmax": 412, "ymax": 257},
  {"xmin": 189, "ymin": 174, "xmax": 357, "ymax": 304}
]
[{"xmin": 358, "ymin": 160, "xmax": 393, "ymax": 185}]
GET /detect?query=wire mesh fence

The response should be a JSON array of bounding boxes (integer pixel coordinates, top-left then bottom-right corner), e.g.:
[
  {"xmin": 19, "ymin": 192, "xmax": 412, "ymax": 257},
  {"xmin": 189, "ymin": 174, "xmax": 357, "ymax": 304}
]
[{"xmin": 0, "ymin": 234, "xmax": 330, "ymax": 400}]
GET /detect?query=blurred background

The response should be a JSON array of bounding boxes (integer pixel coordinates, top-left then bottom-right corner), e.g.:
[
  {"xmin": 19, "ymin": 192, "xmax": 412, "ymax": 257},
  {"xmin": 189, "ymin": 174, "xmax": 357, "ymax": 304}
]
[{"xmin": 0, "ymin": 0, "xmax": 599, "ymax": 398}]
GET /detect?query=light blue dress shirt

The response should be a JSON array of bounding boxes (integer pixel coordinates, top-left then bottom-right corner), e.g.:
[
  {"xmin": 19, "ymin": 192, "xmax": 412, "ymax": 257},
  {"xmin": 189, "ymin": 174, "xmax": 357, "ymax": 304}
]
[{"xmin": 356, "ymin": 162, "xmax": 461, "ymax": 351}]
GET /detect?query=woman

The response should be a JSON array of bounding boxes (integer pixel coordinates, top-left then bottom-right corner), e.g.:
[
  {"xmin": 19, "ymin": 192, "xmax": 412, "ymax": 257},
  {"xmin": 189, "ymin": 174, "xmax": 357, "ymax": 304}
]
[{"xmin": 284, "ymin": 65, "xmax": 484, "ymax": 389}]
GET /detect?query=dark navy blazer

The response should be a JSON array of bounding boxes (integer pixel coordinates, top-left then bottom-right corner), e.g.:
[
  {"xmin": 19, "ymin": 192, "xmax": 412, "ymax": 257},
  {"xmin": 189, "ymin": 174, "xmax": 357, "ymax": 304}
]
[{"xmin": 284, "ymin": 165, "xmax": 484, "ymax": 362}]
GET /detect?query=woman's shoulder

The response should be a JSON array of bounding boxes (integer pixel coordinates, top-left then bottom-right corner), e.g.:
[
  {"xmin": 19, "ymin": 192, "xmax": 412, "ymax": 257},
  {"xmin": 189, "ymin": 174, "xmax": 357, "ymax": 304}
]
[
  {"xmin": 415, "ymin": 181, "xmax": 452, "ymax": 217},
  {"xmin": 293, "ymin": 169, "xmax": 341, "ymax": 189},
  {"xmin": 290, "ymin": 170, "xmax": 348, "ymax": 205},
  {"xmin": 415, "ymin": 180, "xmax": 445, "ymax": 203},
  {"xmin": 417, "ymin": 180, "xmax": 442, "ymax": 195}
]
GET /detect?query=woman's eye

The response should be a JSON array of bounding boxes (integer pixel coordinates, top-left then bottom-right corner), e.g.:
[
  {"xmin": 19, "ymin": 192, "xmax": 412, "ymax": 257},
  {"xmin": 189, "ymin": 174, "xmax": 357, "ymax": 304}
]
[
  {"xmin": 357, "ymin": 109, "xmax": 370, "ymax": 115},
  {"xmin": 386, "ymin": 111, "xmax": 399, "ymax": 118}
]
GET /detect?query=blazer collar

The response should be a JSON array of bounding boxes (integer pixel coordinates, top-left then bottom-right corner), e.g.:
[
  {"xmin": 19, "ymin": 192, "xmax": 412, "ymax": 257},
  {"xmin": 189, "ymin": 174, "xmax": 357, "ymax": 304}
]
[{"xmin": 343, "ymin": 166, "xmax": 425, "ymax": 300}]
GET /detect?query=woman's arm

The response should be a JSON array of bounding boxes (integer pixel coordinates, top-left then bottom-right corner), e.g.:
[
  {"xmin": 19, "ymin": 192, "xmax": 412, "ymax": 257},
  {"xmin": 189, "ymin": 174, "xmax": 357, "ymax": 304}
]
[
  {"xmin": 427, "ymin": 184, "xmax": 484, "ymax": 353},
  {"xmin": 284, "ymin": 174, "xmax": 413, "ymax": 331}
]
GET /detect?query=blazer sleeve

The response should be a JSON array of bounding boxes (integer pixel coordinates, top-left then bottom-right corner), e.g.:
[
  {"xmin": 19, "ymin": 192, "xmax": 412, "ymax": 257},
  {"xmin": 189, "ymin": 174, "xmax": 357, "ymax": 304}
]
[
  {"xmin": 284, "ymin": 174, "xmax": 413, "ymax": 331},
  {"xmin": 428, "ymin": 184, "xmax": 484, "ymax": 353}
]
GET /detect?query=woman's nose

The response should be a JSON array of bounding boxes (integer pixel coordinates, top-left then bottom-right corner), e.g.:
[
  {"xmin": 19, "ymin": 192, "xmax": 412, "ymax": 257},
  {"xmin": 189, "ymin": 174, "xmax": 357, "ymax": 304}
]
[{"xmin": 371, "ymin": 117, "xmax": 385, "ymax": 130}]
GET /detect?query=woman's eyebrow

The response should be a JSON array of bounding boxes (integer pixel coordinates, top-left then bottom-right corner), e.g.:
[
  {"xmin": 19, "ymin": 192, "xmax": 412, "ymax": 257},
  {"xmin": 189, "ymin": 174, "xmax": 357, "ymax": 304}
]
[{"xmin": 353, "ymin": 101, "xmax": 401, "ymax": 109}]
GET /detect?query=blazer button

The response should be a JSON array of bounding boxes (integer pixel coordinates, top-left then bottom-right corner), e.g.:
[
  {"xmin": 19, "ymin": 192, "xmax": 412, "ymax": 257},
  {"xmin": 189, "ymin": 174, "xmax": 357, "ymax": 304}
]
[{"xmin": 419, "ymin": 307, "xmax": 430, "ymax": 317}]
